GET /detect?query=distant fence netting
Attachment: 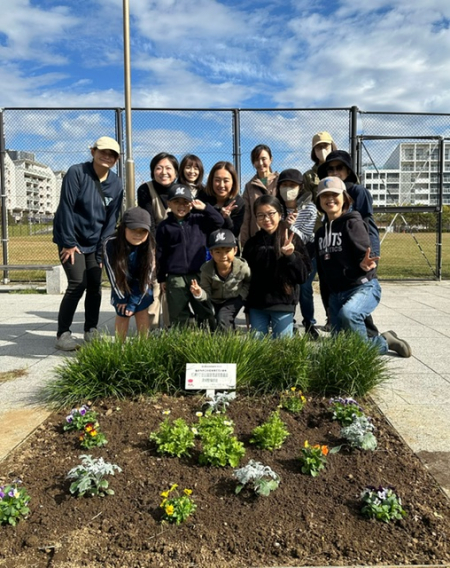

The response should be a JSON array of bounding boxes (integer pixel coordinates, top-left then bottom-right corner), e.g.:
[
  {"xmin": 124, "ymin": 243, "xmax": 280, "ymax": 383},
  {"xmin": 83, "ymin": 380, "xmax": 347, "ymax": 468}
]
[{"xmin": 2, "ymin": 106, "xmax": 450, "ymax": 282}]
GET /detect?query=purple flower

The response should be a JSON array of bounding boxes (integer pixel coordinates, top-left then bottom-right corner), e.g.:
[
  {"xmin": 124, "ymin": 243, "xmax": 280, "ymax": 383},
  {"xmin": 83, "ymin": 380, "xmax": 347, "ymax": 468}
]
[
  {"xmin": 0, "ymin": 491, "xmax": 5, "ymax": 499},
  {"xmin": 8, "ymin": 490, "xmax": 15, "ymax": 497},
  {"xmin": 79, "ymin": 408, "xmax": 86, "ymax": 416},
  {"xmin": 66, "ymin": 415, "xmax": 73, "ymax": 423}
]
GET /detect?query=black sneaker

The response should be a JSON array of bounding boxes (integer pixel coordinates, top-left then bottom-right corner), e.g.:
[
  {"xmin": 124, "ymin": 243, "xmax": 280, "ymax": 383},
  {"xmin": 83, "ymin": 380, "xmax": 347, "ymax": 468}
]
[{"xmin": 304, "ymin": 323, "xmax": 320, "ymax": 341}]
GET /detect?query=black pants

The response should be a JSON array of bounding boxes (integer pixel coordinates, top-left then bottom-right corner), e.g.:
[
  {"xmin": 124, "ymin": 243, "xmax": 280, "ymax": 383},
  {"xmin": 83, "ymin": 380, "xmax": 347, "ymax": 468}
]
[
  {"xmin": 57, "ymin": 250, "xmax": 102, "ymax": 336},
  {"xmin": 213, "ymin": 296, "xmax": 244, "ymax": 331}
]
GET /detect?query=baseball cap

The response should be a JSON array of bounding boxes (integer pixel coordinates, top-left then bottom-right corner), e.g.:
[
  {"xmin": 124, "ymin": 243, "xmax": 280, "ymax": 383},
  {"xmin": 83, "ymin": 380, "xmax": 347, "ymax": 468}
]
[
  {"xmin": 122, "ymin": 207, "xmax": 151, "ymax": 231},
  {"xmin": 167, "ymin": 184, "xmax": 193, "ymax": 202},
  {"xmin": 208, "ymin": 229, "xmax": 237, "ymax": 249},
  {"xmin": 92, "ymin": 136, "xmax": 121, "ymax": 155},
  {"xmin": 316, "ymin": 177, "xmax": 346, "ymax": 198}
]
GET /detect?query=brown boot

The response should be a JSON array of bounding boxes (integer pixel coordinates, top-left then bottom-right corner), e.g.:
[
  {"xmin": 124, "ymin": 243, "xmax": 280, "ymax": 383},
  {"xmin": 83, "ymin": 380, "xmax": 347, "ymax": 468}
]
[{"xmin": 381, "ymin": 330, "xmax": 412, "ymax": 358}]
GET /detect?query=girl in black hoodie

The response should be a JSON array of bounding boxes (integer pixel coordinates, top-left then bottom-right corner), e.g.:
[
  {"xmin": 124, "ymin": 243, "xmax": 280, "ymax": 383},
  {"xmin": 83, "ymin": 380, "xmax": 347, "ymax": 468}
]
[{"xmin": 315, "ymin": 176, "xmax": 411, "ymax": 357}]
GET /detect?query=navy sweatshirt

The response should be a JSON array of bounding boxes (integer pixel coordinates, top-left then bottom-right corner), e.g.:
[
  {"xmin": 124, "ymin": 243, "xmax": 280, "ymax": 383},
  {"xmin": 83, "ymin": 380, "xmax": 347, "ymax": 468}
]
[
  {"xmin": 53, "ymin": 161, "xmax": 123, "ymax": 262},
  {"xmin": 156, "ymin": 203, "xmax": 224, "ymax": 282}
]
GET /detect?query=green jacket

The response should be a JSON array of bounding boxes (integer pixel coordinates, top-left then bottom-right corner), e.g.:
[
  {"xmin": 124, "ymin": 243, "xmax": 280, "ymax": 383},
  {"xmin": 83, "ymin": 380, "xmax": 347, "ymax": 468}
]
[{"xmin": 197, "ymin": 257, "xmax": 251, "ymax": 303}]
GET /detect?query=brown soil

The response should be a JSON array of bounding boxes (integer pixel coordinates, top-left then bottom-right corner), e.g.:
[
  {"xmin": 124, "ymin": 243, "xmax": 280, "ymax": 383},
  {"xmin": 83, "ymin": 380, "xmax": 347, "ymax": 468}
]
[{"xmin": 0, "ymin": 395, "xmax": 449, "ymax": 568}]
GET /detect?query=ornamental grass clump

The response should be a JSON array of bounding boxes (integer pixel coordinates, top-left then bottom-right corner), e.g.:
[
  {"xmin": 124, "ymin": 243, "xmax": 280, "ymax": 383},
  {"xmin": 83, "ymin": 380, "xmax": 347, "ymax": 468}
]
[
  {"xmin": 250, "ymin": 410, "xmax": 289, "ymax": 451},
  {"xmin": 160, "ymin": 484, "xmax": 196, "ymax": 525},
  {"xmin": 198, "ymin": 414, "xmax": 245, "ymax": 467},
  {"xmin": 0, "ymin": 482, "xmax": 31, "ymax": 526},
  {"xmin": 63, "ymin": 405, "xmax": 98, "ymax": 431},
  {"xmin": 67, "ymin": 455, "xmax": 122, "ymax": 497},
  {"xmin": 280, "ymin": 387, "xmax": 306, "ymax": 414},
  {"xmin": 340, "ymin": 415, "xmax": 377, "ymax": 451},
  {"xmin": 233, "ymin": 460, "xmax": 280, "ymax": 497},
  {"xmin": 329, "ymin": 397, "xmax": 364, "ymax": 426},
  {"xmin": 360, "ymin": 486, "xmax": 407, "ymax": 522},
  {"xmin": 149, "ymin": 417, "xmax": 196, "ymax": 458}
]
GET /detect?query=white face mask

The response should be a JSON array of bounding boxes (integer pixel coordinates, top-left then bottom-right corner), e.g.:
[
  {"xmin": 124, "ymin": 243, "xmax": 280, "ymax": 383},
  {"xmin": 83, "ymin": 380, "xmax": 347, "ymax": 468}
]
[
  {"xmin": 315, "ymin": 146, "xmax": 331, "ymax": 163},
  {"xmin": 280, "ymin": 186, "xmax": 299, "ymax": 202}
]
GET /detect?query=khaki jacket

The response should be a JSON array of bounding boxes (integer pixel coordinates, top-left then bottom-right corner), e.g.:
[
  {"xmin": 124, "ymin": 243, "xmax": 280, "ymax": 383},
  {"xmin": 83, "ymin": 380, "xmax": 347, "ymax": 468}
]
[
  {"xmin": 239, "ymin": 172, "xmax": 279, "ymax": 247},
  {"xmin": 197, "ymin": 257, "xmax": 251, "ymax": 303}
]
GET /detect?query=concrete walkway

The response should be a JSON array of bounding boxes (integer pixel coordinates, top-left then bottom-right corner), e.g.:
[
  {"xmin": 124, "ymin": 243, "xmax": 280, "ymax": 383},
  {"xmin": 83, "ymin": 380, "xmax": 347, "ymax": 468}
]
[{"xmin": 0, "ymin": 282, "xmax": 449, "ymax": 497}]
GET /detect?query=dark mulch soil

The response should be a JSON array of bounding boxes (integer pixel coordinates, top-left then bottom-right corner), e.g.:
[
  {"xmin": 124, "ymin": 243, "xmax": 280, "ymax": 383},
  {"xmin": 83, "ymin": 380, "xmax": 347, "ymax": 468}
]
[{"xmin": 0, "ymin": 395, "xmax": 449, "ymax": 568}]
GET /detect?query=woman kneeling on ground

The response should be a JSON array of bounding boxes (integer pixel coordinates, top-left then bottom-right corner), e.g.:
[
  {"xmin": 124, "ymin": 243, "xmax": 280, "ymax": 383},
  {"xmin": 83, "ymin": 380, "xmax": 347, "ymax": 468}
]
[{"xmin": 315, "ymin": 177, "xmax": 411, "ymax": 357}]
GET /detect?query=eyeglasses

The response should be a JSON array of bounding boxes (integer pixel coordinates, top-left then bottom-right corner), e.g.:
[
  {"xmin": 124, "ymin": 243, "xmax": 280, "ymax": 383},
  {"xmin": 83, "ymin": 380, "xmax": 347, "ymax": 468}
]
[
  {"xmin": 327, "ymin": 164, "xmax": 345, "ymax": 173},
  {"xmin": 256, "ymin": 211, "xmax": 278, "ymax": 221}
]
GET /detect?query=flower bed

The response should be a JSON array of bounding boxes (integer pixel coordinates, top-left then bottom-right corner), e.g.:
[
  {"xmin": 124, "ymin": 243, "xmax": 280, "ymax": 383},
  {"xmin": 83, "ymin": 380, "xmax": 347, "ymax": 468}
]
[{"xmin": 0, "ymin": 394, "xmax": 449, "ymax": 567}]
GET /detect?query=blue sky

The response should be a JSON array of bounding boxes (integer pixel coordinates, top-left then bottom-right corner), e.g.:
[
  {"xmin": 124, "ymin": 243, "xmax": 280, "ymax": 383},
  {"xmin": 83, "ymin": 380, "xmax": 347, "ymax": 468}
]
[
  {"xmin": 2, "ymin": 0, "xmax": 450, "ymax": 184},
  {"xmin": 2, "ymin": 0, "xmax": 450, "ymax": 111}
]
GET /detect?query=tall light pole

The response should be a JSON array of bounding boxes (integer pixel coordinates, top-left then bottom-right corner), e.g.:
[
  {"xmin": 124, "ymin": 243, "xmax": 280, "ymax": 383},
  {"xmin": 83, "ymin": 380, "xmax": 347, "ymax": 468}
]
[{"xmin": 123, "ymin": 0, "xmax": 135, "ymax": 208}]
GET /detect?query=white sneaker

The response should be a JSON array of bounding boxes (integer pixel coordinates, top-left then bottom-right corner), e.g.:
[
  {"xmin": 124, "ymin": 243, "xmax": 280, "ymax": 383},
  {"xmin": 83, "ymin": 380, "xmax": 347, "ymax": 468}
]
[
  {"xmin": 84, "ymin": 328, "xmax": 99, "ymax": 343},
  {"xmin": 55, "ymin": 331, "xmax": 79, "ymax": 351}
]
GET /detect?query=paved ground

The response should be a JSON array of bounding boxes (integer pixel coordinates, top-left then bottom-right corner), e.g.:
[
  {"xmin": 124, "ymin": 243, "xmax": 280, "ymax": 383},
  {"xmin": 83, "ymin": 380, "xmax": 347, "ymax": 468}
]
[{"xmin": 1, "ymin": 282, "xmax": 449, "ymax": 498}]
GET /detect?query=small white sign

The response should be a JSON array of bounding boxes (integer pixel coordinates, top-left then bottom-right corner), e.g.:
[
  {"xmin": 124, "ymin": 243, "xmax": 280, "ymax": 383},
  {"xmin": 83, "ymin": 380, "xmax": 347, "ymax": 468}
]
[{"xmin": 185, "ymin": 363, "xmax": 236, "ymax": 391}]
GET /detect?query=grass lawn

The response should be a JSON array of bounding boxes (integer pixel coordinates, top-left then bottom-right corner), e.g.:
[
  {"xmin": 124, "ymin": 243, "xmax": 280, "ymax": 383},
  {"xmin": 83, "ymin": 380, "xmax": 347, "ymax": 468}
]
[{"xmin": 2, "ymin": 229, "xmax": 450, "ymax": 281}]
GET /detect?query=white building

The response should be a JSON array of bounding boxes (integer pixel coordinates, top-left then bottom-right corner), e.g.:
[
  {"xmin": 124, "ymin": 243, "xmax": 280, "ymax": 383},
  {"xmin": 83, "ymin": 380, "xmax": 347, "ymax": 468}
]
[
  {"xmin": 4, "ymin": 150, "xmax": 64, "ymax": 220},
  {"xmin": 363, "ymin": 142, "xmax": 450, "ymax": 206}
]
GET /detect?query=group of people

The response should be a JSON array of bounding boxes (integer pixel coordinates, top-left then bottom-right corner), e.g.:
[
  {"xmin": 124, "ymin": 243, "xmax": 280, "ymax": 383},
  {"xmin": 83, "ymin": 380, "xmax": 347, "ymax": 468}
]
[{"xmin": 52, "ymin": 132, "xmax": 412, "ymax": 359}]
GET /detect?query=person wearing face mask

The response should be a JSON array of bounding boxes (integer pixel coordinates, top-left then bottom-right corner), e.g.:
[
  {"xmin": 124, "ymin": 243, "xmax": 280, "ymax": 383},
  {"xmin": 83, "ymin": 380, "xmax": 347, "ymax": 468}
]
[
  {"xmin": 276, "ymin": 169, "xmax": 319, "ymax": 339},
  {"xmin": 303, "ymin": 132, "xmax": 337, "ymax": 199}
]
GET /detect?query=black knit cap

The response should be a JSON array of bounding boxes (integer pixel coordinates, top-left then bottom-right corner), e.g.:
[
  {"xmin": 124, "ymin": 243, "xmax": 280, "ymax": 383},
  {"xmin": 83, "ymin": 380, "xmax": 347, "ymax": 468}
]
[
  {"xmin": 122, "ymin": 207, "xmax": 151, "ymax": 231},
  {"xmin": 317, "ymin": 150, "xmax": 358, "ymax": 183},
  {"xmin": 277, "ymin": 168, "xmax": 303, "ymax": 188}
]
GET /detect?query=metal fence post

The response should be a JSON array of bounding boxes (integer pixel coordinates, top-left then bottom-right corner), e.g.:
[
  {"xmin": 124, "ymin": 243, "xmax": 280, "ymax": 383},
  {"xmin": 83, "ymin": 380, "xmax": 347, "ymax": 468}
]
[
  {"xmin": 115, "ymin": 108, "xmax": 124, "ymax": 184},
  {"xmin": 350, "ymin": 106, "xmax": 358, "ymax": 170},
  {"xmin": 0, "ymin": 109, "xmax": 9, "ymax": 284},
  {"xmin": 436, "ymin": 137, "xmax": 444, "ymax": 280},
  {"xmin": 232, "ymin": 109, "xmax": 241, "ymax": 189}
]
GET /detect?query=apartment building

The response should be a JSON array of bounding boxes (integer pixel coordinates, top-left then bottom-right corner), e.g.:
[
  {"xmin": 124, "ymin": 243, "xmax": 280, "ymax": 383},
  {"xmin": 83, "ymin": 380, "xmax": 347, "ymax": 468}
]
[
  {"xmin": 363, "ymin": 142, "xmax": 450, "ymax": 206},
  {"xmin": 4, "ymin": 151, "xmax": 64, "ymax": 221}
]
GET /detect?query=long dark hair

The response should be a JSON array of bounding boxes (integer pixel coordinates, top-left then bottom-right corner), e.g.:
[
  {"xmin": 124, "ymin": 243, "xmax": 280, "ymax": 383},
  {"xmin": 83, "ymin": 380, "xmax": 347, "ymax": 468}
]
[
  {"xmin": 110, "ymin": 223, "xmax": 155, "ymax": 295},
  {"xmin": 205, "ymin": 161, "xmax": 239, "ymax": 199},
  {"xmin": 178, "ymin": 154, "xmax": 204, "ymax": 188}
]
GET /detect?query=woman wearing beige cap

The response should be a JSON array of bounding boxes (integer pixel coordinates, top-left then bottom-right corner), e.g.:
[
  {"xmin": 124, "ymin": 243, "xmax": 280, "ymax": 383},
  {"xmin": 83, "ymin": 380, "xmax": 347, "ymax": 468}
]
[
  {"xmin": 53, "ymin": 136, "xmax": 123, "ymax": 351},
  {"xmin": 303, "ymin": 132, "xmax": 337, "ymax": 199}
]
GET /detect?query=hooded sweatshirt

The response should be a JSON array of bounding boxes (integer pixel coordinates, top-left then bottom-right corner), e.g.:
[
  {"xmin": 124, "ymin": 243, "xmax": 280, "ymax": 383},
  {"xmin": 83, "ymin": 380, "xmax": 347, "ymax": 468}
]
[{"xmin": 316, "ymin": 210, "xmax": 377, "ymax": 306}]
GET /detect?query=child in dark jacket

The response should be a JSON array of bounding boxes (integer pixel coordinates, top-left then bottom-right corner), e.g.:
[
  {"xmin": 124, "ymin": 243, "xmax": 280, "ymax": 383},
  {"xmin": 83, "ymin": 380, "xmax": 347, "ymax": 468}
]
[
  {"xmin": 242, "ymin": 195, "xmax": 310, "ymax": 339},
  {"xmin": 103, "ymin": 207, "xmax": 154, "ymax": 340},
  {"xmin": 156, "ymin": 184, "xmax": 224, "ymax": 327},
  {"xmin": 190, "ymin": 229, "xmax": 251, "ymax": 331},
  {"xmin": 315, "ymin": 177, "xmax": 411, "ymax": 357}
]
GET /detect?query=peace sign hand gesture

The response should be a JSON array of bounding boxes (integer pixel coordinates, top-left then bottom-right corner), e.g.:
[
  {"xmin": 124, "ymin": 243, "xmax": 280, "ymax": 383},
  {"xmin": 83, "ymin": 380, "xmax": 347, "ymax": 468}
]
[
  {"xmin": 190, "ymin": 279, "xmax": 202, "ymax": 298},
  {"xmin": 360, "ymin": 247, "xmax": 380, "ymax": 272},
  {"xmin": 281, "ymin": 230, "xmax": 295, "ymax": 256},
  {"xmin": 221, "ymin": 200, "xmax": 237, "ymax": 218}
]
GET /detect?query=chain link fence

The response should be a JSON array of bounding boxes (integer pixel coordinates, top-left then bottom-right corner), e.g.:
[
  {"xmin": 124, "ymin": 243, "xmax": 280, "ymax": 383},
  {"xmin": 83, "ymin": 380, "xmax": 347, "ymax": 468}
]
[{"xmin": 2, "ymin": 106, "xmax": 450, "ymax": 282}]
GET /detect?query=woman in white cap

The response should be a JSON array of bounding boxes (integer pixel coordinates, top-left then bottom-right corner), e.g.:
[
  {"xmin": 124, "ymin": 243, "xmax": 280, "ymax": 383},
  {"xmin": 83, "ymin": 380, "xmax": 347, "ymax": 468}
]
[
  {"xmin": 315, "ymin": 176, "xmax": 411, "ymax": 357},
  {"xmin": 53, "ymin": 136, "xmax": 123, "ymax": 350}
]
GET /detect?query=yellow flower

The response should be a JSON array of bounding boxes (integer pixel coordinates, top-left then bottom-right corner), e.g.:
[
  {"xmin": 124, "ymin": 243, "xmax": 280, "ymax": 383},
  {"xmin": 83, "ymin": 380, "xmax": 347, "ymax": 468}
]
[
  {"xmin": 304, "ymin": 440, "xmax": 309, "ymax": 448},
  {"xmin": 184, "ymin": 488, "xmax": 192, "ymax": 496},
  {"xmin": 160, "ymin": 491, "xmax": 169, "ymax": 498},
  {"xmin": 195, "ymin": 412, "xmax": 203, "ymax": 417},
  {"xmin": 160, "ymin": 498, "xmax": 167, "ymax": 507},
  {"xmin": 165, "ymin": 504, "xmax": 174, "ymax": 516},
  {"xmin": 290, "ymin": 387, "xmax": 296, "ymax": 392},
  {"xmin": 169, "ymin": 483, "xmax": 178, "ymax": 492},
  {"xmin": 90, "ymin": 430, "xmax": 97, "ymax": 437},
  {"xmin": 162, "ymin": 410, "xmax": 171, "ymax": 415},
  {"xmin": 301, "ymin": 396, "xmax": 306, "ymax": 403}
]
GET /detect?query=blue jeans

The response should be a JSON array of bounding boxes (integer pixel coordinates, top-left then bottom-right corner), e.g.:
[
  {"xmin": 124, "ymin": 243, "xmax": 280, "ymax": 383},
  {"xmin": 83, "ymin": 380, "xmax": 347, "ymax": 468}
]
[
  {"xmin": 299, "ymin": 256, "xmax": 317, "ymax": 326},
  {"xmin": 328, "ymin": 279, "xmax": 388, "ymax": 354},
  {"xmin": 249, "ymin": 308, "xmax": 294, "ymax": 339}
]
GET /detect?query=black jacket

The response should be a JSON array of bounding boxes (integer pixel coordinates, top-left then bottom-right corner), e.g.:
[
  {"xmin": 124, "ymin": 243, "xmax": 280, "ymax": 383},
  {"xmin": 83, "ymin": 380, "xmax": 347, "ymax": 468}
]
[
  {"xmin": 316, "ymin": 210, "xmax": 377, "ymax": 307},
  {"xmin": 197, "ymin": 190, "xmax": 245, "ymax": 239},
  {"xmin": 156, "ymin": 204, "xmax": 224, "ymax": 282},
  {"xmin": 242, "ymin": 226, "xmax": 310, "ymax": 312}
]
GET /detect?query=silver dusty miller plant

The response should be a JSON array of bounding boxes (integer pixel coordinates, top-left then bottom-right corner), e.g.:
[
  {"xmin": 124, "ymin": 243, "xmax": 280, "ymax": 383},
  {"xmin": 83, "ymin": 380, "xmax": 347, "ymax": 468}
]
[
  {"xmin": 67, "ymin": 454, "xmax": 122, "ymax": 497},
  {"xmin": 233, "ymin": 459, "xmax": 280, "ymax": 496},
  {"xmin": 340, "ymin": 415, "xmax": 377, "ymax": 450},
  {"xmin": 203, "ymin": 391, "xmax": 235, "ymax": 414}
]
